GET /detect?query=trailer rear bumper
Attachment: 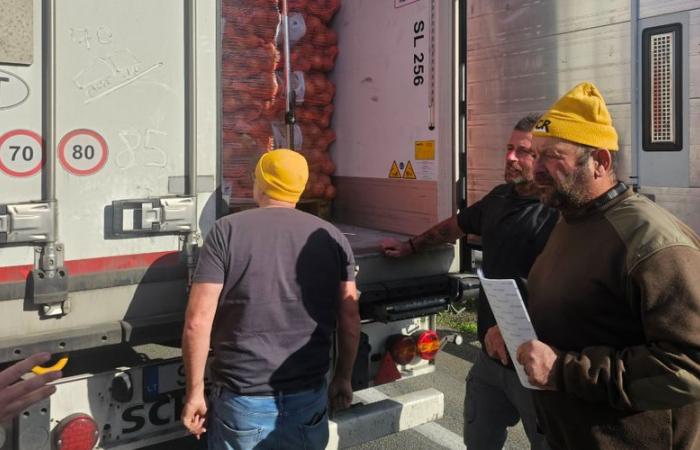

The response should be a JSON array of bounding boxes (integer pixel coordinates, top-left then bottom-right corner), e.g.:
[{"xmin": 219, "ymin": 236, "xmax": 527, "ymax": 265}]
[{"xmin": 327, "ymin": 387, "xmax": 444, "ymax": 449}]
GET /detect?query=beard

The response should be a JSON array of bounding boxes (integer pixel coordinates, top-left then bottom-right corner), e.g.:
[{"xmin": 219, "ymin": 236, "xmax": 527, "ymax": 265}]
[
  {"xmin": 536, "ymin": 165, "xmax": 594, "ymax": 210},
  {"xmin": 504, "ymin": 162, "xmax": 533, "ymax": 185}
]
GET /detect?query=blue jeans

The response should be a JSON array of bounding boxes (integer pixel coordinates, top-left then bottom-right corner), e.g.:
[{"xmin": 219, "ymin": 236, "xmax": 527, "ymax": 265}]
[{"xmin": 207, "ymin": 382, "xmax": 329, "ymax": 450}]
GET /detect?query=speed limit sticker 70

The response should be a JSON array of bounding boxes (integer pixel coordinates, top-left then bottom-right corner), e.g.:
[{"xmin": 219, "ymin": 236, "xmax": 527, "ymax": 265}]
[
  {"xmin": 59, "ymin": 129, "xmax": 109, "ymax": 176},
  {"xmin": 0, "ymin": 130, "xmax": 44, "ymax": 177}
]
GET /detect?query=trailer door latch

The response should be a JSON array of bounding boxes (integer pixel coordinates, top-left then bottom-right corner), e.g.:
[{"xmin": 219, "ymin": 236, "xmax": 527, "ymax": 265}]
[
  {"xmin": 0, "ymin": 202, "xmax": 54, "ymax": 244},
  {"xmin": 112, "ymin": 197, "xmax": 197, "ymax": 235}
]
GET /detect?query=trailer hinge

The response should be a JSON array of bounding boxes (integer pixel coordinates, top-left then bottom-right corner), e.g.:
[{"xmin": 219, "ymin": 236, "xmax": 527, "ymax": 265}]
[
  {"xmin": 30, "ymin": 243, "xmax": 70, "ymax": 317},
  {"xmin": 112, "ymin": 197, "xmax": 197, "ymax": 236},
  {"xmin": 0, "ymin": 202, "xmax": 54, "ymax": 244}
]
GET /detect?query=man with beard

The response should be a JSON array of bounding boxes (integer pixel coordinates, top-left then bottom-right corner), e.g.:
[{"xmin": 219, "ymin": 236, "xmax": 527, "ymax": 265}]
[
  {"xmin": 383, "ymin": 114, "xmax": 557, "ymax": 450},
  {"xmin": 516, "ymin": 81, "xmax": 700, "ymax": 450}
]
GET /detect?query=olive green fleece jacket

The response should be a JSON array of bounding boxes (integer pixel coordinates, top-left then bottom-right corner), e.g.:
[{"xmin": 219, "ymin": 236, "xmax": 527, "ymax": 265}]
[{"xmin": 528, "ymin": 187, "xmax": 700, "ymax": 450}]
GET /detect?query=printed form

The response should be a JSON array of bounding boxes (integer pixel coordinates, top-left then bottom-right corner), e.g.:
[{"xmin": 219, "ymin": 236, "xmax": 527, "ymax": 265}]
[{"xmin": 477, "ymin": 269, "xmax": 541, "ymax": 390}]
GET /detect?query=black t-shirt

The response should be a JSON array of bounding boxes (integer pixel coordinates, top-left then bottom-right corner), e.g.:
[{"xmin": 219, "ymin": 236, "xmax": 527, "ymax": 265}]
[
  {"xmin": 457, "ymin": 184, "xmax": 558, "ymax": 360},
  {"xmin": 193, "ymin": 207, "xmax": 355, "ymax": 394}
]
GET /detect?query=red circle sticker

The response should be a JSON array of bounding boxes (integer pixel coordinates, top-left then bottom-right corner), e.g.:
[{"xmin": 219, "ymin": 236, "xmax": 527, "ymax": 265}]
[
  {"xmin": 0, "ymin": 130, "xmax": 44, "ymax": 177},
  {"xmin": 58, "ymin": 129, "xmax": 109, "ymax": 176}
]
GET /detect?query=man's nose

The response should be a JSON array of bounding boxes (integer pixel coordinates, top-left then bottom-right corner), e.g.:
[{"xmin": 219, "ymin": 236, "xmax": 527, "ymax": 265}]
[
  {"xmin": 534, "ymin": 158, "xmax": 547, "ymax": 177},
  {"xmin": 505, "ymin": 149, "xmax": 517, "ymax": 161}
]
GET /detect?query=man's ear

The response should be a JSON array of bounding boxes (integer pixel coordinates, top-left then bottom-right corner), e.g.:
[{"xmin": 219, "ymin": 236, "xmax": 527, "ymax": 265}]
[{"xmin": 592, "ymin": 149, "xmax": 612, "ymax": 178}]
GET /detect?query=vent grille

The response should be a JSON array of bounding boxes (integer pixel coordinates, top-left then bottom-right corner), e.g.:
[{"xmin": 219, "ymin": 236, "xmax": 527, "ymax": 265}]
[{"xmin": 649, "ymin": 32, "xmax": 675, "ymax": 143}]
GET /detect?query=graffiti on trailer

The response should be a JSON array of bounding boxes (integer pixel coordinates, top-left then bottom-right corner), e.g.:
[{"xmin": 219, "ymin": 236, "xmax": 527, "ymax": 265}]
[
  {"xmin": 70, "ymin": 26, "xmax": 114, "ymax": 50},
  {"xmin": 116, "ymin": 128, "xmax": 168, "ymax": 170},
  {"xmin": 73, "ymin": 49, "xmax": 163, "ymax": 104}
]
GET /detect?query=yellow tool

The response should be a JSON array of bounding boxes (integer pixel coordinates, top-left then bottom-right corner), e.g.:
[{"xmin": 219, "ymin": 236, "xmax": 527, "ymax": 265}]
[{"xmin": 32, "ymin": 356, "xmax": 68, "ymax": 375}]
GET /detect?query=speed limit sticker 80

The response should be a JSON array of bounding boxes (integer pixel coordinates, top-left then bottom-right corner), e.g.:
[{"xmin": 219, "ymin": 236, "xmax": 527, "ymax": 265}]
[
  {"xmin": 0, "ymin": 130, "xmax": 44, "ymax": 177},
  {"xmin": 59, "ymin": 129, "xmax": 108, "ymax": 176}
]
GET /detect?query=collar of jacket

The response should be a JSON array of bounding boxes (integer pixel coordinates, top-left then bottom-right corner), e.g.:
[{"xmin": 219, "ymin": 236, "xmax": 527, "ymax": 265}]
[{"xmin": 562, "ymin": 182, "xmax": 629, "ymax": 221}]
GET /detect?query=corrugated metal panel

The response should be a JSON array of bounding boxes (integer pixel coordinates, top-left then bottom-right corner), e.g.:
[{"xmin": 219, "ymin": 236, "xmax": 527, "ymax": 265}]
[
  {"xmin": 691, "ymin": 98, "xmax": 700, "ymax": 187},
  {"xmin": 691, "ymin": 10, "xmax": 700, "ymax": 98},
  {"xmin": 640, "ymin": 0, "xmax": 700, "ymax": 19},
  {"xmin": 466, "ymin": 0, "xmax": 633, "ymax": 204},
  {"xmin": 607, "ymin": 105, "xmax": 633, "ymax": 181},
  {"xmin": 468, "ymin": 0, "xmax": 629, "ymax": 50},
  {"xmin": 468, "ymin": 22, "xmax": 631, "ymax": 115},
  {"xmin": 639, "ymin": 186, "xmax": 700, "ymax": 231}
]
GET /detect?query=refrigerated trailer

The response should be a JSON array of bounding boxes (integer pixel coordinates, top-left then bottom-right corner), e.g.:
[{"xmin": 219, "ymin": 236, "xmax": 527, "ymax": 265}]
[
  {"xmin": 4, "ymin": 0, "xmax": 696, "ymax": 448},
  {"xmin": 0, "ymin": 0, "xmax": 463, "ymax": 449}
]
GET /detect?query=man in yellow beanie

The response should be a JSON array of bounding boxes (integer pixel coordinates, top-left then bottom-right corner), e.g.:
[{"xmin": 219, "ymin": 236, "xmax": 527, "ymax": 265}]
[
  {"xmin": 515, "ymin": 82, "xmax": 700, "ymax": 450},
  {"xmin": 181, "ymin": 149, "xmax": 360, "ymax": 450}
]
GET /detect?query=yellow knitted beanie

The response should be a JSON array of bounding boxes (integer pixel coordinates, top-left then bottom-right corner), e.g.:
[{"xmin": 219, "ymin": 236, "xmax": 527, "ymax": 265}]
[
  {"xmin": 532, "ymin": 82, "xmax": 619, "ymax": 150},
  {"xmin": 254, "ymin": 149, "xmax": 309, "ymax": 203}
]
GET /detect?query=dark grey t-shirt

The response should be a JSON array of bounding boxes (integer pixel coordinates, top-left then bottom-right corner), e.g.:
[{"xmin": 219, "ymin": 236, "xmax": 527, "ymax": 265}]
[{"xmin": 193, "ymin": 207, "xmax": 355, "ymax": 395}]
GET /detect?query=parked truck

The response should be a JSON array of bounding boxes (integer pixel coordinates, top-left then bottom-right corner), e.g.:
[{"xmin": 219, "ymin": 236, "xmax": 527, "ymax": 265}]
[
  {"xmin": 4, "ymin": 0, "xmax": 698, "ymax": 448},
  {"xmin": 0, "ymin": 1, "xmax": 464, "ymax": 449}
]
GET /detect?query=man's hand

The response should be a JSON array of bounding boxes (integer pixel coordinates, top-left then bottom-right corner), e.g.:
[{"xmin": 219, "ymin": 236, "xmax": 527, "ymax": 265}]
[
  {"xmin": 516, "ymin": 340, "xmax": 560, "ymax": 390},
  {"xmin": 0, "ymin": 352, "xmax": 62, "ymax": 422},
  {"xmin": 381, "ymin": 238, "xmax": 413, "ymax": 258},
  {"xmin": 181, "ymin": 389, "xmax": 208, "ymax": 439},
  {"xmin": 329, "ymin": 376, "xmax": 353, "ymax": 413},
  {"xmin": 484, "ymin": 326, "xmax": 509, "ymax": 365}
]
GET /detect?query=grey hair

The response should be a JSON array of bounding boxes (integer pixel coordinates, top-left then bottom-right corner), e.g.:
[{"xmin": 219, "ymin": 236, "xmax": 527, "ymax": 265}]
[{"xmin": 513, "ymin": 113, "xmax": 541, "ymax": 132}]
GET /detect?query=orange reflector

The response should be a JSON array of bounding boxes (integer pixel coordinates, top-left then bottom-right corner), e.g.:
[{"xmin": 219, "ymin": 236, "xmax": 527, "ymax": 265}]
[
  {"xmin": 389, "ymin": 335, "xmax": 416, "ymax": 365},
  {"xmin": 374, "ymin": 352, "xmax": 402, "ymax": 385},
  {"xmin": 55, "ymin": 413, "xmax": 98, "ymax": 450},
  {"xmin": 416, "ymin": 330, "xmax": 440, "ymax": 360}
]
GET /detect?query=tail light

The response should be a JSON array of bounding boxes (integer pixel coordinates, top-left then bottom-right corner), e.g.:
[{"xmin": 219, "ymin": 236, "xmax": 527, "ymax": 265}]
[
  {"xmin": 389, "ymin": 335, "xmax": 416, "ymax": 365},
  {"xmin": 55, "ymin": 413, "xmax": 99, "ymax": 450},
  {"xmin": 416, "ymin": 330, "xmax": 440, "ymax": 360},
  {"xmin": 387, "ymin": 330, "xmax": 441, "ymax": 366}
]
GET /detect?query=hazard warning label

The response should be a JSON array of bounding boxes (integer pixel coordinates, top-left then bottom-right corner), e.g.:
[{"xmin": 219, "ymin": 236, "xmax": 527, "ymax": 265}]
[
  {"xmin": 413, "ymin": 140, "xmax": 437, "ymax": 181},
  {"xmin": 403, "ymin": 161, "xmax": 417, "ymax": 179},
  {"xmin": 415, "ymin": 141, "xmax": 435, "ymax": 160},
  {"xmin": 388, "ymin": 160, "xmax": 402, "ymax": 178}
]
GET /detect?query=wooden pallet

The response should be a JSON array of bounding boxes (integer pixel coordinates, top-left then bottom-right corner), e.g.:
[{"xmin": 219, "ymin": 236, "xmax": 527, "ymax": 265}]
[
  {"xmin": 297, "ymin": 198, "xmax": 332, "ymax": 220},
  {"xmin": 225, "ymin": 198, "xmax": 332, "ymax": 221}
]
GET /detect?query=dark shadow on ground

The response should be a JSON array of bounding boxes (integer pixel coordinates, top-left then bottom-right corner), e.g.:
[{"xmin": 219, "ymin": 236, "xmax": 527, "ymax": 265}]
[{"xmin": 437, "ymin": 328, "xmax": 481, "ymax": 364}]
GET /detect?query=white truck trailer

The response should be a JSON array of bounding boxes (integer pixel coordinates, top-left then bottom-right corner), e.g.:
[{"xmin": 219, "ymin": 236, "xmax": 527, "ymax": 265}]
[
  {"xmin": 0, "ymin": 1, "xmax": 464, "ymax": 449},
  {"xmin": 4, "ymin": 0, "xmax": 698, "ymax": 448}
]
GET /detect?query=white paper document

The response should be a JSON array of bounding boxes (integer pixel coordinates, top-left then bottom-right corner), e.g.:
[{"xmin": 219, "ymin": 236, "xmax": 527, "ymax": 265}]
[{"xmin": 477, "ymin": 269, "xmax": 541, "ymax": 390}]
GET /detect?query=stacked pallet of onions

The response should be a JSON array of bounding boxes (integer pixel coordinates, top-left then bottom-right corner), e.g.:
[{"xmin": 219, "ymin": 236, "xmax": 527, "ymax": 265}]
[
  {"xmin": 221, "ymin": 1, "xmax": 281, "ymax": 201},
  {"xmin": 221, "ymin": 0, "xmax": 341, "ymax": 202},
  {"xmin": 276, "ymin": 0, "xmax": 340, "ymax": 200}
]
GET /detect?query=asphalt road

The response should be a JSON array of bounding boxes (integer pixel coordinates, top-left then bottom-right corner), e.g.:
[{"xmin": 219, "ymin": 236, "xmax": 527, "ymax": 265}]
[{"xmin": 140, "ymin": 333, "xmax": 529, "ymax": 450}]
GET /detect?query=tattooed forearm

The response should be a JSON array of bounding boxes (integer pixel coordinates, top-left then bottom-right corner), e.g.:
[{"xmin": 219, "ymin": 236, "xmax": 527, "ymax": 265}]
[{"xmin": 412, "ymin": 216, "xmax": 464, "ymax": 252}]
